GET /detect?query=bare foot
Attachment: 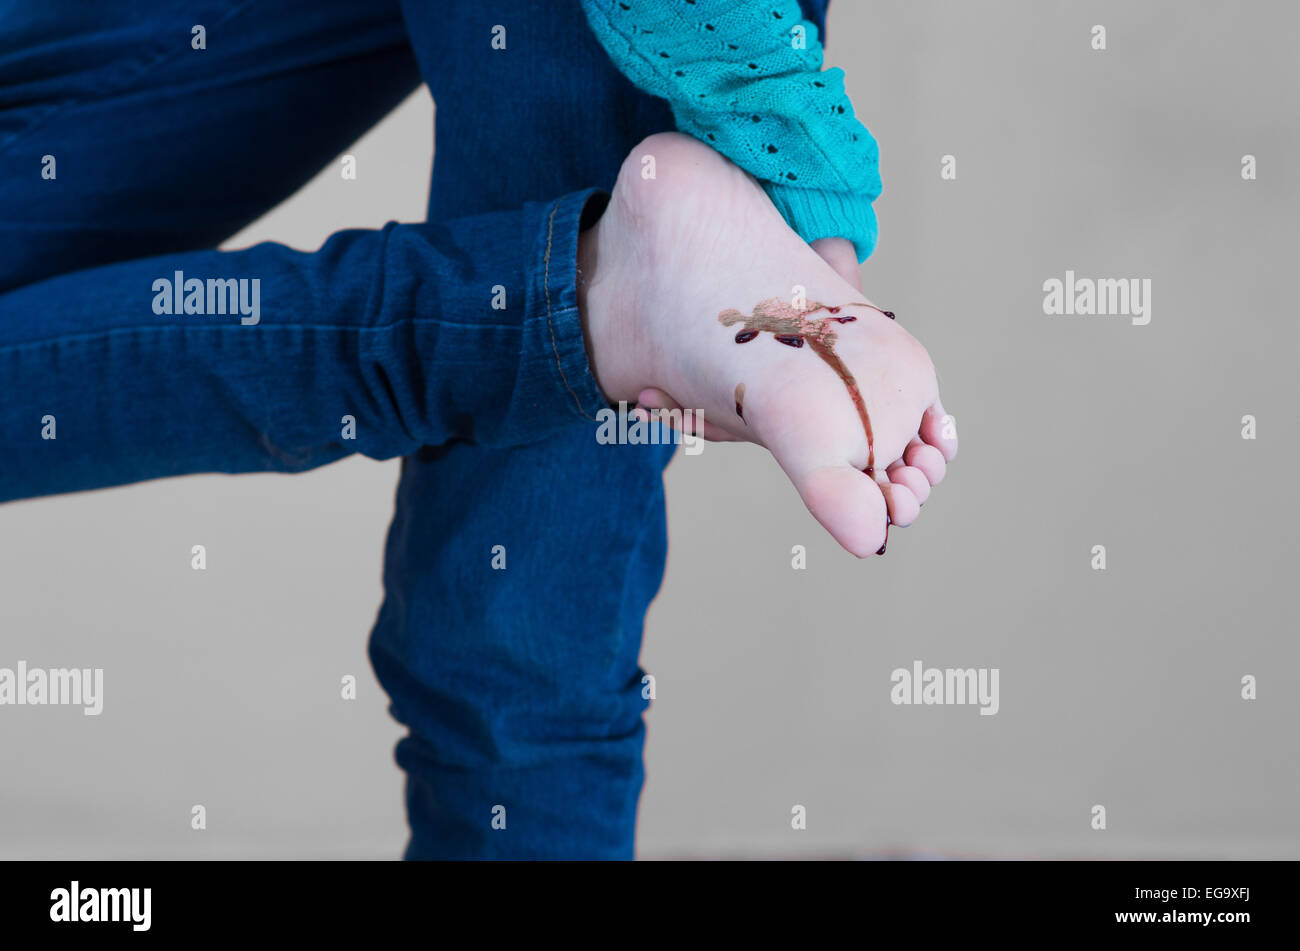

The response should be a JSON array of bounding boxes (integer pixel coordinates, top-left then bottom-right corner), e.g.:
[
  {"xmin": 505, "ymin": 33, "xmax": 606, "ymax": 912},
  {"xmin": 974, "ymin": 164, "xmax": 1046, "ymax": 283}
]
[{"xmin": 580, "ymin": 133, "xmax": 957, "ymax": 557}]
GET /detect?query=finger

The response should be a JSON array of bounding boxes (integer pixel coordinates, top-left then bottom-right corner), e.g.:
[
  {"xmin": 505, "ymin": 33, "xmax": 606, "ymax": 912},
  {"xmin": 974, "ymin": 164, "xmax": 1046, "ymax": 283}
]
[
  {"xmin": 634, "ymin": 388, "xmax": 741, "ymax": 442},
  {"xmin": 634, "ymin": 387, "xmax": 678, "ymax": 413},
  {"xmin": 810, "ymin": 237, "xmax": 862, "ymax": 291},
  {"xmin": 680, "ymin": 415, "xmax": 742, "ymax": 442}
]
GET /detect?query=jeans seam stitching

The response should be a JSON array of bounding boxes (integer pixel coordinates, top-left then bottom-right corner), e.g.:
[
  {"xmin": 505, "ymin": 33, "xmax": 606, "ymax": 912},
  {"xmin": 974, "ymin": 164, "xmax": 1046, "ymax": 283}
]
[{"xmin": 543, "ymin": 198, "xmax": 596, "ymax": 421}]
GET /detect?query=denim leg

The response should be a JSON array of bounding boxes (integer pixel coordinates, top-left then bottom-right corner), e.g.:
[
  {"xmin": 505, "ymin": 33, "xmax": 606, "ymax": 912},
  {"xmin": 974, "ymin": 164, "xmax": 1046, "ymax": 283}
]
[
  {"xmin": 0, "ymin": 190, "xmax": 613, "ymax": 501},
  {"xmin": 365, "ymin": 1, "xmax": 676, "ymax": 859},
  {"xmin": 0, "ymin": 0, "xmax": 421, "ymax": 291},
  {"xmin": 374, "ymin": 0, "xmax": 835, "ymax": 860},
  {"xmin": 0, "ymin": 4, "xmax": 612, "ymax": 500}
]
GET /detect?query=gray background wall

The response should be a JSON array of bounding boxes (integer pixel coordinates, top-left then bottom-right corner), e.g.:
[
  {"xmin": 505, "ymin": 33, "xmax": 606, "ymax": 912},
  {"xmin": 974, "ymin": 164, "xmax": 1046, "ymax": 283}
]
[{"xmin": 2, "ymin": 0, "xmax": 1296, "ymax": 859}]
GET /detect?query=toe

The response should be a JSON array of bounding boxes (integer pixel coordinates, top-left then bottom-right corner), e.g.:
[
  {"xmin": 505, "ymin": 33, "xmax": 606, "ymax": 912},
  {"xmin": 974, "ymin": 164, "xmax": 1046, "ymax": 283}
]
[
  {"xmin": 883, "ymin": 482, "xmax": 921, "ymax": 527},
  {"xmin": 790, "ymin": 464, "xmax": 889, "ymax": 558},
  {"xmin": 904, "ymin": 439, "xmax": 947, "ymax": 486},
  {"xmin": 887, "ymin": 463, "xmax": 931, "ymax": 505},
  {"xmin": 919, "ymin": 402, "xmax": 959, "ymax": 461}
]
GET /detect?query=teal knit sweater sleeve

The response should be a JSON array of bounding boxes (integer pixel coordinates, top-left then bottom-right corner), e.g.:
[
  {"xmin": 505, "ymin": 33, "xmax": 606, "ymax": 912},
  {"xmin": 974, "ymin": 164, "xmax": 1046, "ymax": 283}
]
[{"xmin": 580, "ymin": 0, "xmax": 881, "ymax": 262}]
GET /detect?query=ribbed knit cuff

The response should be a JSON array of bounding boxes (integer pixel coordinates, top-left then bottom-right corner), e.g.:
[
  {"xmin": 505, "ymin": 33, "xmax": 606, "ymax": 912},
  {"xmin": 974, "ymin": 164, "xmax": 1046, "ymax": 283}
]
[{"xmin": 764, "ymin": 183, "xmax": 879, "ymax": 263}]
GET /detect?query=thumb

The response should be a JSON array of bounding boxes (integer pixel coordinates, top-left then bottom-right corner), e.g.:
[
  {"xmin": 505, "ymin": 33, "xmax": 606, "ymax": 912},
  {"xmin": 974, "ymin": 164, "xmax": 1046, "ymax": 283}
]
[{"xmin": 810, "ymin": 237, "xmax": 862, "ymax": 290}]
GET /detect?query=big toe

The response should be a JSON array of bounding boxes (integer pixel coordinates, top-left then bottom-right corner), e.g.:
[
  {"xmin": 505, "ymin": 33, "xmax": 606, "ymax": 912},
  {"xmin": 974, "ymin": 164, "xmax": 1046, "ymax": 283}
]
[
  {"xmin": 919, "ymin": 402, "xmax": 959, "ymax": 461},
  {"xmin": 791, "ymin": 464, "xmax": 889, "ymax": 558}
]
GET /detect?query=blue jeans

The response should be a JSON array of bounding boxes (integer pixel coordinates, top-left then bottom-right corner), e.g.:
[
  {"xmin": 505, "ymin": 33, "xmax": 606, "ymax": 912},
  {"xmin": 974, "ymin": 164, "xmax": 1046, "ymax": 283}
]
[{"xmin": 0, "ymin": 0, "xmax": 827, "ymax": 858}]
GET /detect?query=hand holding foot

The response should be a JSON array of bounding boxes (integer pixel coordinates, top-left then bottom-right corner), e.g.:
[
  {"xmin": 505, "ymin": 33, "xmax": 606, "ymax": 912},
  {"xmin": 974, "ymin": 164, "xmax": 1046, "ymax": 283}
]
[{"xmin": 580, "ymin": 133, "xmax": 958, "ymax": 557}]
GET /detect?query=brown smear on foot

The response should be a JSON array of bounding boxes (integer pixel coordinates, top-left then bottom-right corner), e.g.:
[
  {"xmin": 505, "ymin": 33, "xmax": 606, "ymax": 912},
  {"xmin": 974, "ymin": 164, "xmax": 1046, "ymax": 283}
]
[{"xmin": 720, "ymin": 298, "xmax": 897, "ymax": 554}]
